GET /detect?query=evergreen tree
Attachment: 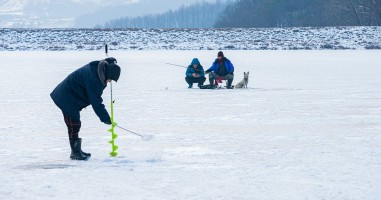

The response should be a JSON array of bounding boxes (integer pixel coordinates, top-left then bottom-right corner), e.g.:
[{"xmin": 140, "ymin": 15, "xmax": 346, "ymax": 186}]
[
  {"xmin": 214, "ymin": 0, "xmax": 381, "ymax": 28},
  {"xmin": 103, "ymin": 1, "xmax": 226, "ymax": 29}
]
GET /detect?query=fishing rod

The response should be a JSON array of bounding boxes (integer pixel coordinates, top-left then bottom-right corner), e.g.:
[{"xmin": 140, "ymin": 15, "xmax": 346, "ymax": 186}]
[
  {"xmin": 105, "ymin": 44, "xmax": 109, "ymax": 57},
  {"xmin": 162, "ymin": 62, "xmax": 204, "ymax": 72},
  {"xmin": 116, "ymin": 125, "xmax": 143, "ymax": 137},
  {"xmin": 116, "ymin": 125, "xmax": 154, "ymax": 141},
  {"xmin": 162, "ymin": 62, "xmax": 187, "ymax": 69}
]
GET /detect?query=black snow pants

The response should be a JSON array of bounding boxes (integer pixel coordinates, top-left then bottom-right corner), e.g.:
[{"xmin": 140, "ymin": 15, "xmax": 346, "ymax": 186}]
[
  {"xmin": 185, "ymin": 76, "xmax": 206, "ymax": 85},
  {"xmin": 63, "ymin": 113, "xmax": 81, "ymax": 139}
]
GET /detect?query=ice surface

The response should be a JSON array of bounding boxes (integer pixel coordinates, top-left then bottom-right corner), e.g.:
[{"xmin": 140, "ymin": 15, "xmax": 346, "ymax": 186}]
[{"xmin": 0, "ymin": 51, "xmax": 380, "ymax": 200}]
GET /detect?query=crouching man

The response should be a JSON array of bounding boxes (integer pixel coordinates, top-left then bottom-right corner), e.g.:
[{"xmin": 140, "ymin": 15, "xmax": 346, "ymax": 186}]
[
  {"xmin": 185, "ymin": 58, "xmax": 206, "ymax": 88},
  {"xmin": 50, "ymin": 58, "xmax": 121, "ymax": 160},
  {"xmin": 205, "ymin": 51, "xmax": 234, "ymax": 89}
]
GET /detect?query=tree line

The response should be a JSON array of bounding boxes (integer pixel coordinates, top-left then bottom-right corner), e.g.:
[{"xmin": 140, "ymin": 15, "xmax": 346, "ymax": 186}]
[
  {"xmin": 102, "ymin": 1, "xmax": 226, "ymax": 29},
  {"xmin": 216, "ymin": 0, "xmax": 381, "ymax": 27},
  {"xmin": 101, "ymin": 0, "xmax": 381, "ymax": 28}
]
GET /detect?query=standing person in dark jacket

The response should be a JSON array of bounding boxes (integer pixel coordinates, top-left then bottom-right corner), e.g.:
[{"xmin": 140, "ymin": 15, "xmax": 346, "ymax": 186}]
[
  {"xmin": 50, "ymin": 58, "xmax": 121, "ymax": 160},
  {"xmin": 185, "ymin": 58, "xmax": 206, "ymax": 88},
  {"xmin": 205, "ymin": 51, "xmax": 235, "ymax": 89}
]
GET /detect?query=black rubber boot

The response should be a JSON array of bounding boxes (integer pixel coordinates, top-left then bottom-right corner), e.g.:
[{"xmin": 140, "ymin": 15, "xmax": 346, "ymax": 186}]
[
  {"xmin": 79, "ymin": 138, "xmax": 91, "ymax": 157},
  {"xmin": 227, "ymin": 79, "xmax": 233, "ymax": 89},
  {"xmin": 208, "ymin": 78, "xmax": 216, "ymax": 89},
  {"xmin": 69, "ymin": 138, "xmax": 89, "ymax": 161},
  {"xmin": 81, "ymin": 150, "xmax": 91, "ymax": 157},
  {"xmin": 198, "ymin": 77, "xmax": 206, "ymax": 88}
]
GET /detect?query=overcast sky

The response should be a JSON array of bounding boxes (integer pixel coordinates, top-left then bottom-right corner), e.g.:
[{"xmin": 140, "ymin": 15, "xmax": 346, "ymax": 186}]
[
  {"xmin": 0, "ymin": 0, "xmax": 221, "ymax": 28},
  {"xmin": 0, "ymin": 0, "xmax": 218, "ymax": 15}
]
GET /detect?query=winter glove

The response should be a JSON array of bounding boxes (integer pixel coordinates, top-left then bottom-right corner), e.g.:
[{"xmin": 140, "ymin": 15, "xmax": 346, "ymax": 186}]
[
  {"xmin": 105, "ymin": 57, "xmax": 117, "ymax": 64},
  {"xmin": 205, "ymin": 69, "xmax": 211, "ymax": 74},
  {"xmin": 104, "ymin": 120, "xmax": 118, "ymax": 127},
  {"xmin": 104, "ymin": 119, "xmax": 112, "ymax": 125}
]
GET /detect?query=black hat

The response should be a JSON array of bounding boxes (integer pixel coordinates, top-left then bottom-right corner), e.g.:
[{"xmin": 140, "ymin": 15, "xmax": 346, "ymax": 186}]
[
  {"xmin": 105, "ymin": 64, "xmax": 121, "ymax": 82},
  {"xmin": 218, "ymin": 51, "xmax": 224, "ymax": 57}
]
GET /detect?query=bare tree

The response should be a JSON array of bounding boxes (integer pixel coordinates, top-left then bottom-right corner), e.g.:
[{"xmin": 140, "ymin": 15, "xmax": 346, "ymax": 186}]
[{"xmin": 330, "ymin": 0, "xmax": 381, "ymax": 25}]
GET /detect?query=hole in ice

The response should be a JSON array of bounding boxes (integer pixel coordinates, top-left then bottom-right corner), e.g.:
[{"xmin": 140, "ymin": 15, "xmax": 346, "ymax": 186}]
[
  {"xmin": 16, "ymin": 163, "xmax": 76, "ymax": 170},
  {"xmin": 141, "ymin": 134, "xmax": 154, "ymax": 141}
]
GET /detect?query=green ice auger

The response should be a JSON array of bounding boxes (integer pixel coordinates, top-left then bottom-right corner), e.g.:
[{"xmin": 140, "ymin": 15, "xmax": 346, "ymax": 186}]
[{"xmin": 108, "ymin": 82, "xmax": 118, "ymax": 157}]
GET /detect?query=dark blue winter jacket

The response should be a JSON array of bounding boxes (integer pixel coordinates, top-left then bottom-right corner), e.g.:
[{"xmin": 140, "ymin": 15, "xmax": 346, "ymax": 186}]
[
  {"xmin": 50, "ymin": 61, "xmax": 110, "ymax": 122},
  {"xmin": 207, "ymin": 58, "xmax": 234, "ymax": 75},
  {"xmin": 186, "ymin": 58, "xmax": 205, "ymax": 77}
]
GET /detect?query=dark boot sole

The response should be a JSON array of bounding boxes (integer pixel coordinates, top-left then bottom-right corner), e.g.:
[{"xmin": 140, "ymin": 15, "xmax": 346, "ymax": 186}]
[
  {"xmin": 81, "ymin": 151, "xmax": 91, "ymax": 157},
  {"xmin": 70, "ymin": 156, "xmax": 90, "ymax": 161}
]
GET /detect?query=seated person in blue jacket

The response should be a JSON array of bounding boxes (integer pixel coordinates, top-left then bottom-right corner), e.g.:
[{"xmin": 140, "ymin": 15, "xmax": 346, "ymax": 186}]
[
  {"xmin": 205, "ymin": 51, "xmax": 234, "ymax": 89},
  {"xmin": 50, "ymin": 58, "xmax": 121, "ymax": 161},
  {"xmin": 185, "ymin": 58, "xmax": 206, "ymax": 88}
]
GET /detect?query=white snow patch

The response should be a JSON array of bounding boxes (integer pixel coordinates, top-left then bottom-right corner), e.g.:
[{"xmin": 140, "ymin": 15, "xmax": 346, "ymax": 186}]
[{"xmin": 0, "ymin": 27, "xmax": 380, "ymax": 50}]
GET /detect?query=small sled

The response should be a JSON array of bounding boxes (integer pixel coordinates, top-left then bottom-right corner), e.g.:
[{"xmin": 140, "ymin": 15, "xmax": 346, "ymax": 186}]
[{"xmin": 199, "ymin": 84, "xmax": 234, "ymax": 89}]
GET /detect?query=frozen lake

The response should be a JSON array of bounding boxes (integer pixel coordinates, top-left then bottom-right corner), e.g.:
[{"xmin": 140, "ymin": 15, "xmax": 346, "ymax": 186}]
[{"xmin": 0, "ymin": 50, "xmax": 380, "ymax": 200}]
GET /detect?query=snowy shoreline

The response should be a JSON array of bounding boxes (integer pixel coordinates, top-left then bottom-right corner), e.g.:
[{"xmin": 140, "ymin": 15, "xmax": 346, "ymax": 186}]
[{"xmin": 1, "ymin": 26, "xmax": 380, "ymax": 51}]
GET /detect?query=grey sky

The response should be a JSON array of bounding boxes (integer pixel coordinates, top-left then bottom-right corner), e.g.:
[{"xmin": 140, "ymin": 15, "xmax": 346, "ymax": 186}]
[
  {"xmin": 0, "ymin": 0, "xmax": 220, "ymax": 28},
  {"xmin": 75, "ymin": 0, "xmax": 219, "ymax": 27}
]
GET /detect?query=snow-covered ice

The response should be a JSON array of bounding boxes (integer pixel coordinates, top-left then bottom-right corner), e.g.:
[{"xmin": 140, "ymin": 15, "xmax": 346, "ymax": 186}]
[{"xmin": 0, "ymin": 50, "xmax": 380, "ymax": 200}]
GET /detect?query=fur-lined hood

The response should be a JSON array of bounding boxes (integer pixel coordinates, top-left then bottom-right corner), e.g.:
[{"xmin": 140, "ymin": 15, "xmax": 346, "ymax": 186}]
[{"xmin": 98, "ymin": 60, "xmax": 108, "ymax": 86}]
